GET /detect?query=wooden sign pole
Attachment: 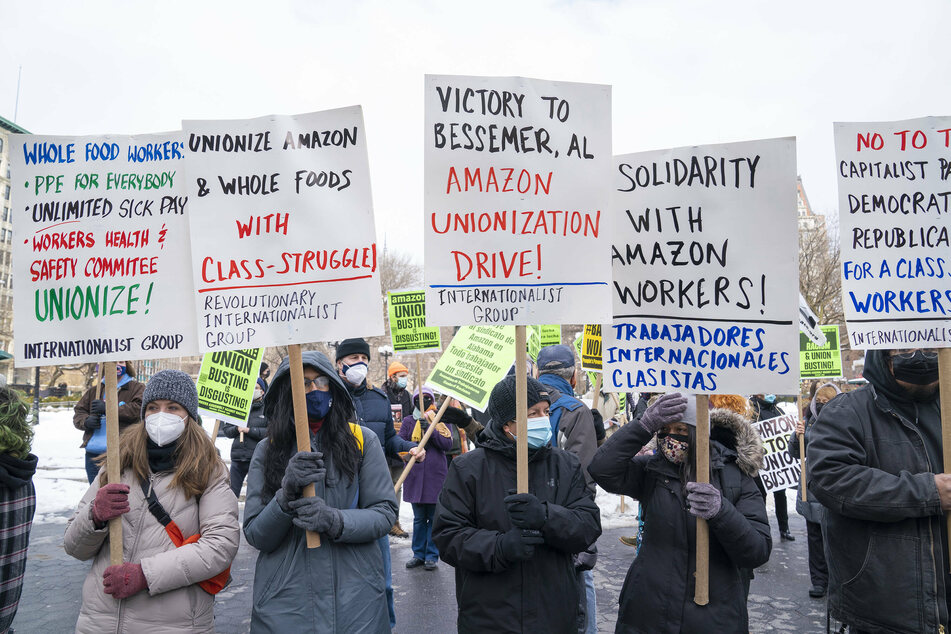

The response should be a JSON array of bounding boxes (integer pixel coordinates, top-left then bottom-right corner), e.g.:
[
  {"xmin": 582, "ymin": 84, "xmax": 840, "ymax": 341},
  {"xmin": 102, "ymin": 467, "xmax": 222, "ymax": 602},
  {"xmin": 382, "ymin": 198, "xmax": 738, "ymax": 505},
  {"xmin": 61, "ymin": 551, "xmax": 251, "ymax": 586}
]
[
  {"xmin": 104, "ymin": 362, "xmax": 123, "ymax": 566},
  {"xmin": 394, "ymin": 398, "xmax": 452, "ymax": 492},
  {"xmin": 289, "ymin": 345, "xmax": 320, "ymax": 548},
  {"xmin": 798, "ymin": 393, "xmax": 807, "ymax": 502},
  {"xmin": 938, "ymin": 348, "xmax": 951, "ymax": 571},
  {"xmin": 591, "ymin": 373, "xmax": 602, "ymax": 411},
  {"xmin": 515, "ymin": 326, "xmax": 529, "ymax": 494},
  {"xmin": 211, "ymin": 419, "xmax": 221, "ymax": 441},
  {"xmin": 694, "ymin": 394, "xmax": 710, "ymax": 606}
]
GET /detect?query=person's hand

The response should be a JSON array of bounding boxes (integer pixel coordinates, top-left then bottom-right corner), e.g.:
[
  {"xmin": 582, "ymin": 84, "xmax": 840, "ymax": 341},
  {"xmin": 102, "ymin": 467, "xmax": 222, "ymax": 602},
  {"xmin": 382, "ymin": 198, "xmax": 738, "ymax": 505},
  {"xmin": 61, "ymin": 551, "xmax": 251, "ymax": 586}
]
[
  {"xmin": 84, "ymin": 414, "xmax": 102, "ymax": 431},
  {"xmin": 504, "ymin": 493, "xmax": 547, "ymax": 530},
  {"xmin": 288, "ymin": 496, "xmax": 344, "ymax": 538},
  {"xmin": 638, "ymin": 393, "xmax": 689, "ymax": 434},
  {"xmin": 935, "ymin": 474, "xmax": 951, "ymax": 511},
  {"xmin": 409, "ymin": 446, "xmax": 426, "ymax": 463},
  {"xmin": 90, "ymin": 399, "xmax": 106, "ymax": 416},
  {"xmin": 796, "ymin": 419, "xmax": 805, "ymax": 435},
  {"xmin": 498, "ymin": 528, "xmax": 544, "ymax": 563},
  {"xmin": 440, "ymin": 405, "xmax": 472, "ymax": 428},
  {"xmin": 239, "ymin": 427, "xmax": 250, "ymax": 434},
  {"xmin": 103, "ymin": 563, "xmax": 148, "ymax": 599},
  {"xmin": 685, "ymin": 482, "xmax": 722, "ymax": 520},
  {"xmin": 276, "ymin": 452, "xmax": 325, "ymax": 511},
  {"xmin": 91, "ymin": 483, "xmax": 130, "ymax": 526}
]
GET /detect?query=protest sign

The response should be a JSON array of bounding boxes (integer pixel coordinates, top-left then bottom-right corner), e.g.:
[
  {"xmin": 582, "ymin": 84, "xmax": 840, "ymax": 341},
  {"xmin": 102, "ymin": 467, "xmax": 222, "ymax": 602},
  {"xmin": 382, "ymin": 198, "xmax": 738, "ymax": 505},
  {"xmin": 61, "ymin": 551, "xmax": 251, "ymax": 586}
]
[
  {"xmin": 387, "ymin": 289, "xmax": 441, "ymax": 353},
  {"xmin": 581, "ymin": 324, "xmax": 603, "ymax": 371},
  {"xmin": 426, "ymin": 326, "xmax": 516, "ymax": 411},
  {"xmin": 540, "ymin": 325, "xmax": 561, "ymax": 347},
  {"xmin": 605, "ymin": 138, "xmax": 800, "ymax": 394},
  {"xmin": 834, "ymin": 116, "xmax": 951, "ymax": 350},
  {"xmin": 751, "ymin": 413, "xmax": 800, "ymax": 494},
  {"xmin": 423, "ymin": 74, "xmax": 613, "ymax": 326},
  {"xmin": 11, "ymin": 132, "xmax": 198, "ymax": 366},
  {"xmin": 527, "ymin": 325, "xmax": 541, "ymax": 361},
  {"xmin": 196, "ymin": 348, "xmax": 263, "ymax": 425},
  {"xmin": 183, "ymin": 108, "xmax": 383, "ymax": 352},
  {"xmin": 798, "ymin": 293, "xmax": 827, "ymax": 347},
  {"xmin": 800, "ymin": 325, "xmax": 843, "ymax": 379}
]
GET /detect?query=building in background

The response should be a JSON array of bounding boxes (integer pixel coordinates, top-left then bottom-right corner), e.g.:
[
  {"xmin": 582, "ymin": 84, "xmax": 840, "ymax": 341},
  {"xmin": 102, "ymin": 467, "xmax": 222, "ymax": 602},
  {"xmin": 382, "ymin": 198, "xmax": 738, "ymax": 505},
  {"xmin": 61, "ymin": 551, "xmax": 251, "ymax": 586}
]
[{"xmin": 0, "ymin": 116, "xmax": 27, "ymax": 385}]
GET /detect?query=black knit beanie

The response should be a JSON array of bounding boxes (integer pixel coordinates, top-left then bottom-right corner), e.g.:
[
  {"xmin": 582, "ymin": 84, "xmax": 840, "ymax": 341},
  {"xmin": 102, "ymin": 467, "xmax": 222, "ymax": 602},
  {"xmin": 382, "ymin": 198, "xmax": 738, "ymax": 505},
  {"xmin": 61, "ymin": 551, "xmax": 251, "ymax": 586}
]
[
  {"xmin": 487, "ymin": 375, "xmax": 551, "ymax": 426},
  {"xmin": 336, "ymin": 338, "xmax": 371, "ymax": 361}
]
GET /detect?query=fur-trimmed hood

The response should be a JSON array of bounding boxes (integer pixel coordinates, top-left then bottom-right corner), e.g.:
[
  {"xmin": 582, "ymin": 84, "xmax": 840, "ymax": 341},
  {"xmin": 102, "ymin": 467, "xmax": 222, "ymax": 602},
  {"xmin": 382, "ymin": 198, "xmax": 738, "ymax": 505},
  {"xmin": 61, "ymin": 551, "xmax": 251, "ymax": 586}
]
[{"xmin": 709, "ymin": 407, "xmax": 764, "ymax": 477}]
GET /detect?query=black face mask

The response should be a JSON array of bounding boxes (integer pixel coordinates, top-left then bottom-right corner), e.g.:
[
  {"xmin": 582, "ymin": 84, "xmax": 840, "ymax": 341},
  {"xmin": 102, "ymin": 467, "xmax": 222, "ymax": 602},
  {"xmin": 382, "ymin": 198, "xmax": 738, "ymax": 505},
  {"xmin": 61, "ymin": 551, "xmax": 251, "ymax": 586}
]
[{"xmin": 891, "ymin": 351, "xmax": 939, "ymax": 386}]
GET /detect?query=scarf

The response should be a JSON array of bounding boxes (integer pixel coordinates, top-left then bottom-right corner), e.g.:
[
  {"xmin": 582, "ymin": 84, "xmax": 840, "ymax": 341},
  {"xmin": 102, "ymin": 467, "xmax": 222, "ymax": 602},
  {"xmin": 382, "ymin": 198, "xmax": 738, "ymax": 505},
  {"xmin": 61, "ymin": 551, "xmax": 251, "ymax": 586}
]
[{"xmin": 147, "ymin": 438, "xmax": 177, "ymax": 473}]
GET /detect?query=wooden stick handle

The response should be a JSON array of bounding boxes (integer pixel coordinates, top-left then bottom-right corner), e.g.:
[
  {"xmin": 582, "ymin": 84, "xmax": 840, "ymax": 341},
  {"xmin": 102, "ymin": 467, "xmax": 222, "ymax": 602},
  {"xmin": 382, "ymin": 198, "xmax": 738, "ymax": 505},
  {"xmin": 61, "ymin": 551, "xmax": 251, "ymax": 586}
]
[
  {"xmin": 694, "ymin": 394, "xmax": 710, "ymax": 606},
  {"xmin": 239, "ymin": 431, "xmax": 245, "ymax": 443},
  {"xmin": 515, "ymin": 327, "xmax": 529, "ymax": 494},
  {"xmin": 592, "ymin": 373, "xmax": 602, "ymax": 411},
  {"xmin": 104, "ymin": 362, "xmax": 123, "ymax": 566},
  {"xmin": 394, "ymin": 398, "xmax": 452, "ymax": 492},
  {"xmin": 289, "ymin": 345, "xmax": 320, "ymax": 548},
  {"xmin": 211, "ymin": 420, "xmax": 221, "ymax": 441},
  {"xmin": 938, "ymin": 349, "xmax": 951, "ymax": 572}
]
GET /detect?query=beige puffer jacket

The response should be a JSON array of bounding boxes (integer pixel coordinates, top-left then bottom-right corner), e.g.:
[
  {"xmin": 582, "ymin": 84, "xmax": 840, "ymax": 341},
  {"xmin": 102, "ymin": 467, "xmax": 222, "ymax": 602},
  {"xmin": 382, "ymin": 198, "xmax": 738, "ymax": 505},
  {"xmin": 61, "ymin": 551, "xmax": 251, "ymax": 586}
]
[{"xmin": 64, "ymin": 464, "xmax": 239, "ymax": 633}]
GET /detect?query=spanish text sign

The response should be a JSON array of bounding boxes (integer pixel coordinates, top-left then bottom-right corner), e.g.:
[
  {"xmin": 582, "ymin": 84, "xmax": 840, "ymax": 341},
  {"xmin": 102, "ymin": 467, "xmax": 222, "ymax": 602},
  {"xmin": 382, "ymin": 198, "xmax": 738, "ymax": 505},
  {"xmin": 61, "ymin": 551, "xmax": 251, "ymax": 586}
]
[
  {"xmin": 387, "ymin": 289, "xmax": 441, "ymax": 353},
  {"xmin": 183, "ymin": 108, "xmax": 383, "ymax": 352},
  {"xmin": 11, "ymin": 132, "xmax": 198, "ymax": 367},
  {"xmin": 834, "ymin": 117, "xmax": 951, "ymax": 350},
  {"xmin": 605, "ymin": 138, "xmax": 800, "ymax": 394},
  {"xmin": 425, "ymin": 326, "xmax": 516, "ymax": 412},
  {"xmin": 752, "ymin": 413, "xmax": 800, "ymax": 494},
  {"xmin": 197, "ymin": 348, "xmax": 263, "ymax": 425},
  {"xmin": 423, "ymin": 74, "xmax": 613, "ymax": 326}
]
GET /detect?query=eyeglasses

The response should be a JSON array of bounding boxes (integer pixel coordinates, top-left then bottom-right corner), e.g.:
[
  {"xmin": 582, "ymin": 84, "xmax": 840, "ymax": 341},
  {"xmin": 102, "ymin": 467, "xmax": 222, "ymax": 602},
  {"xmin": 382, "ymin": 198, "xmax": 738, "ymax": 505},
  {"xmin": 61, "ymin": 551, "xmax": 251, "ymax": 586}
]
[
  {"xmin": 890, "ymin": 349, "xmax": 938, "ymax": 360},
  {"xmin": 303, "ymin": 376, "xmax": 331, "ymax": 390}
]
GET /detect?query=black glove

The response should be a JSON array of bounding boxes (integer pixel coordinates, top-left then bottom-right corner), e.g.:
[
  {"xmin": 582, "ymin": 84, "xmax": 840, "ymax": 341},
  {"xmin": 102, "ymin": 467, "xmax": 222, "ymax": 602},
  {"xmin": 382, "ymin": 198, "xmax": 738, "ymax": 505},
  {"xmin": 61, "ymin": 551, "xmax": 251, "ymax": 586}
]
[
  {"xmin": 440, "ymin": 405, "xmax": 472, "ymax": 428},
  {"xmin": 84, "ymin": 414, "xmax": 102, "ymax": 431},
  {"xmin": 288, "ymin": 496, "xmax": 344, "ymax": 538},
  {"xmin": 497, "ymin": 528, "xmax": 544, "ymax": 563},
  {"xmin": 504, "ymin": 493, "xmax": 547, "ymax": 530},
  {"xmin": 276, "ymin": 451, "xmax": 325, "ymax": 512},
  {"xmin": 638, "ymin": 392, "xmax": 688, "ymax": 434},
  {"xmin": 90, "ymin": 399, "xmax": 106, "ymax": 416}
]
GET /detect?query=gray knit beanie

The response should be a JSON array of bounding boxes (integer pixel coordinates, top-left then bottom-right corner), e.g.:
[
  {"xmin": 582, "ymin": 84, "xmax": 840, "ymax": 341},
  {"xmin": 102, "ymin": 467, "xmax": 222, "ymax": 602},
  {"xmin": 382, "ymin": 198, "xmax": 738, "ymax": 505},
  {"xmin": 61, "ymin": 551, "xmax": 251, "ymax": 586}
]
[{"xmin": 141, "ymin": 370, "xmax": 200, "ymax": 422}]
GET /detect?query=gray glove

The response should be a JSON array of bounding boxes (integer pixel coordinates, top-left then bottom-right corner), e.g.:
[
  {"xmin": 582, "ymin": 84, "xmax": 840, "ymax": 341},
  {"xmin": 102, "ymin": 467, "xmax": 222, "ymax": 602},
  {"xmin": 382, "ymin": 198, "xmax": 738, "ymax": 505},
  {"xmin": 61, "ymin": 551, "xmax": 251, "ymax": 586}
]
[
  {"xmin": 638, "ymin": 392, "xmax": 688, "ymax": 434},
  {"xmin": 288, "ymin": 496, "xmax": 344, "ymax": 538},
  {"xmin": 276, "ymin": 451, "xmax": 325, "ymax": 512},
  {"xmin": 497, "ymin": 528, "xmax": 544, "ymax": 563},
  {"xmin": 685, "ymin": 482, "xmax": 722, "ymax": 520}
]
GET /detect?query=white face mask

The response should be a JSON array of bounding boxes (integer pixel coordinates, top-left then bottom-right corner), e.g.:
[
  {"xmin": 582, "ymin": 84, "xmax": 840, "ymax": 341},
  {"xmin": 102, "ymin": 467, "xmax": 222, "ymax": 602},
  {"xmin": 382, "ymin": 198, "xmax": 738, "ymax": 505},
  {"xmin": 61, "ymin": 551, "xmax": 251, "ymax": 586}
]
[
  {"xmin": 253, "ymin": 387, "xmax": 264, "ymax": 401},
  {"xmin": 343, "ymin": 362, "xmax": 368, "ymax": 385},
  {"xmin": 145, "ymin": 412, "xmax": 186, "ymax": 447}
]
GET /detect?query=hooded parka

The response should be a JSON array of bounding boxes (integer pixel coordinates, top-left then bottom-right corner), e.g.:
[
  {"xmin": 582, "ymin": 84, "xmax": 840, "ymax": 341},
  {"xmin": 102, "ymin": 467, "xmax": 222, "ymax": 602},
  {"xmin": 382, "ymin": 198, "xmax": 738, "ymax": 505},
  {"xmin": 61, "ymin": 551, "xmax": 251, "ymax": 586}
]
[
  {"xmin": 432, "ymin": 419, "xmax": 602, "ymax": 634},
  {"xmin": 588, "ymin": 408, "xmax": 771, "ymax": 633}
]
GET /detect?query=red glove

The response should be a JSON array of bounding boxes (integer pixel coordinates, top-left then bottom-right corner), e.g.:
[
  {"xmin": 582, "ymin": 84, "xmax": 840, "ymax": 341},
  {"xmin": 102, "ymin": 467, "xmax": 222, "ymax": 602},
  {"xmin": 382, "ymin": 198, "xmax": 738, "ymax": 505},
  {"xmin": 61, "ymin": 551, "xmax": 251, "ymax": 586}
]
[
  {"xmin": 103, "ymin": 563, "xmax": 148, "ymax": 599},
  {"xmin": 92, "ymin": 483, "xmax": 130, "ymax": 526}
]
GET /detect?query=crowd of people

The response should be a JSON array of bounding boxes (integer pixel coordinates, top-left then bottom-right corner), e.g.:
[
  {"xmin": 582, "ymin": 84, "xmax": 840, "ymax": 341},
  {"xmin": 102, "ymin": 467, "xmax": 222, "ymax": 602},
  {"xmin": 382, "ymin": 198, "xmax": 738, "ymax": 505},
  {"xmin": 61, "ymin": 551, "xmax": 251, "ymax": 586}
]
[{"xmin": 0, "ymin": 341, "xmax": 942, "ymax": 632}]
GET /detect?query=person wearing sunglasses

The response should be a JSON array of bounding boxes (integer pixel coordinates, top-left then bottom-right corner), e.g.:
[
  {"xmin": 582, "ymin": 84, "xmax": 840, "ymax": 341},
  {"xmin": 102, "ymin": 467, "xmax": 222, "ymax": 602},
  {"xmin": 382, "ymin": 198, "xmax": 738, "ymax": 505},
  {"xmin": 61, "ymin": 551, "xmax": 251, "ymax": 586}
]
[{"xmin": 809, "ymin": 347, "xmax": 945, "ymax": 632}]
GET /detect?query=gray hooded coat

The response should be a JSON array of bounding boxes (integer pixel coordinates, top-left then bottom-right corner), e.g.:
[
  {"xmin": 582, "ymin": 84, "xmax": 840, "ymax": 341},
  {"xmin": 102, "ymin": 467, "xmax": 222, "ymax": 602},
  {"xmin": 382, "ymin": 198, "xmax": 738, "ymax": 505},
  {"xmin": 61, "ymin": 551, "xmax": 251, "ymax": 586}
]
[{"xmin": 243, "ymin": 351, "xmax": 398, "ymax": 633}]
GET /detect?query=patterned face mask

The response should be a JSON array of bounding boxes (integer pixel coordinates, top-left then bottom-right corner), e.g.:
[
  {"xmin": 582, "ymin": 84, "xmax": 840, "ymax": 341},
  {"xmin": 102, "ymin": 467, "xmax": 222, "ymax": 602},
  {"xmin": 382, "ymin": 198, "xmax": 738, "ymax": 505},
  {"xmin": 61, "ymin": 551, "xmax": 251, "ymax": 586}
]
[{"xmin": 658, "ymin": 432, "xmax": 689, "ymax": 464}]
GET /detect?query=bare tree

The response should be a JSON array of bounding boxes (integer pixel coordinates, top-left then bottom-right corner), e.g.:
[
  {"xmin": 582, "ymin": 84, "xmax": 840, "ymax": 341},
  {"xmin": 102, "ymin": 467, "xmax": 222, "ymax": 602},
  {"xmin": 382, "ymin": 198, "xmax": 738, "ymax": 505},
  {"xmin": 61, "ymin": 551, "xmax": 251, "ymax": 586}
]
[
  {"xmin": 379, "ymin": 249, "xmax": 422, "ymax": 296},
  {"xmin": 799, "ymin": 213, "xmax": 846, "ymax": 345}
]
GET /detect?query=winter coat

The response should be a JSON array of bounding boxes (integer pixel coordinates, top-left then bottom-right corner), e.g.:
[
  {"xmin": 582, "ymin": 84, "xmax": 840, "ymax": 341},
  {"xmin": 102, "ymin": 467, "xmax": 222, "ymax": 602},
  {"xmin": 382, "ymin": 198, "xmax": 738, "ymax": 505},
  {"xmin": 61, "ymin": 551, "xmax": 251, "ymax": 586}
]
[
  {"xmin": 537, "ymin": 374, "xmax": 598, "ymax": 492},
  {"xmin": 588, "ymin": 408, "xmax": 771, "ymax": 634},
  {"xmin": 64, "ymin": 462, "xmax": 239, "ymax": 634},
  {"xmin": 221, "ymin": 399, "xmax": 269, "ymax": 463},
  {"xmin": 383, "ymin": 380, "xmax": 413, "ymax": 424},
  {"xmin": 808, "ymin": 349, "xmax": 945, "ymax": 633},
  {"xmin": 788, "ymin": 382, "xmax": 840, "ymax": 524},
  {"xmin": 398, "ymin": 414, "xmax": 453, "ymax": 504},
  {"xmin": 73, "ymin": 378, "xmax": 146, "ymax": 447},
  {"xmin": 432, "ymin": 420, "xmax": 602, "ymax": 634},
  {"xmin": 348, "ymin": 381, "xmax": 415, "ymax": 460},
  {"xmin": 0, "ymin": 452, "xmax": 37, "ymax": 633},
  {"xmin": 750, "ymin": 396, "xmax": 783, "ymax": 423}
]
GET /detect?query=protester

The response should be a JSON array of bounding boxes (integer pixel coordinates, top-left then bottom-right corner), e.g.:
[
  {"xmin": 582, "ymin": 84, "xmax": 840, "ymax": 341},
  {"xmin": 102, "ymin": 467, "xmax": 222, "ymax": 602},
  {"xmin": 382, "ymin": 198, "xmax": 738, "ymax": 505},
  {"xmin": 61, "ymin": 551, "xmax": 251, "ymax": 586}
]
[
  {"xmin": 809, "ymin": 348, "xmax": 944, "ymax": 632},
  {"xmin": 220, "ymin": 381, "xmax": 269, "ymax": 498},
  {"xmin": 335, "ymin": 337, "xmax": 423, "ymax": 628},
  {"xmin": 589, "ymin": 392, "xmax": 771, "ymax": 632},
  {"xmin": 258, "ymin": 362, "xmax": 270, "ymax": 389},
  {"xmin": 64, "ymin": 370, "xmax": 239, "ymax": 633},
  {"xmin": 788, "ymin": 382, "xmax": 839, "ymax": 599},
  {"xmin": 398, "ymin": 386, "xmax": 455, "ymax": 570},
  {"xmin": 0, "ymin": 388, "xmax": 38, "ymax": 633},
  {"xmin": 749, "ymin": 393, "xmax": 795, "ymax": 541},
  {"xmin": 73, "ymin": 362, "xmax": 145, "ymax": 484},
  {"xmin": 243, "ymin": 350, "xmax": 398, "ymax": 632},
  {"xmin": 433, "ymin": 375, "xmax": 601, "ymax": 633},
  {"xmin": 383, "ymin": 361, "xmax": 413, "ymax": 538}
]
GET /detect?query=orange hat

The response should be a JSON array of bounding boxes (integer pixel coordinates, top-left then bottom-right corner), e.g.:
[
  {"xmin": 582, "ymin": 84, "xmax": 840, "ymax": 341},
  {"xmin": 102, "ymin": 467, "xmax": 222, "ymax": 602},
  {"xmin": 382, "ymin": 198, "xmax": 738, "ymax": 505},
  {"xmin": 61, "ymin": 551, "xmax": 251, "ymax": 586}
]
[{"xmin": 388, "ymin": 362, "xmax": 409, "ymax": 377}]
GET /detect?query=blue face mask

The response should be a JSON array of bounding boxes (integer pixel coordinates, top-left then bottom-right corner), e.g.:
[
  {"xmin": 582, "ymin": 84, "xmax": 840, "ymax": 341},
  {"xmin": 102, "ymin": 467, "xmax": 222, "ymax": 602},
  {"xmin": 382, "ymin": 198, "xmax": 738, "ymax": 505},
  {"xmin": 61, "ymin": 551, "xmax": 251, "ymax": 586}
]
[
  {"xmin": 305, "ymin": 390, "xmax": 332, "ymax": 420},
  {"xmin": 526, "ymin": 416, "xmax": 552, "ymax": 449},
  {"xmin": 764, "ymin": 394, "xmax": 776, "ymax": 404},
  {"xmin": 396, "ymin": 377, "xmax": 408, "ymax": 389}
]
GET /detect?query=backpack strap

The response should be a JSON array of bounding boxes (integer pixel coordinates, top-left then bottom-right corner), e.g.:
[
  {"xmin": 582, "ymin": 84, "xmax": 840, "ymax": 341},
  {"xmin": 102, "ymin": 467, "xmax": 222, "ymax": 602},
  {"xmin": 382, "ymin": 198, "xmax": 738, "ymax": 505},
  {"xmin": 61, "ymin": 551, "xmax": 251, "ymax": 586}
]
[{"xmin": 140, "ymin": 479, "xmax": 172, "ymax": 527}]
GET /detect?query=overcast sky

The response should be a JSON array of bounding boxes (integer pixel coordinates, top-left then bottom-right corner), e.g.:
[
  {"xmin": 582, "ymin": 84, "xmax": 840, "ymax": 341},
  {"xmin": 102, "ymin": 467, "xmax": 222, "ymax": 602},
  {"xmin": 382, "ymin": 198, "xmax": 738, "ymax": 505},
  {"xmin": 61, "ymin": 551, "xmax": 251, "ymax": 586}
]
[{"xmin": 2, "ymin": 0, "xmax": 947, "ymax": 257}]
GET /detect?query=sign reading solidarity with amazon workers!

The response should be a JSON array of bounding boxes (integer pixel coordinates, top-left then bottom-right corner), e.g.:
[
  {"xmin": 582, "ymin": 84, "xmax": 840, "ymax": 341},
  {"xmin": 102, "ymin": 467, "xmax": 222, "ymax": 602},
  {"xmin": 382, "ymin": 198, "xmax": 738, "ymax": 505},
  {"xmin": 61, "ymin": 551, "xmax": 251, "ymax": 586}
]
[
  {"xmin": 184, "ymin": 108, "xmax": 383, "ymax": 352},
  {"xmin": 424, "ymin": 74, "xmax": 612, "ymax": 327},
  {"xmin": 12, "ymin": 132, "xmax": 198, "ymax": 366},
  {"xmin": 835, "ymin": 116, "xmax": 951, "ymax": 350},
  {"xmin": 605, "ymin": 138, "xmax": 800, "ymax": 394}
]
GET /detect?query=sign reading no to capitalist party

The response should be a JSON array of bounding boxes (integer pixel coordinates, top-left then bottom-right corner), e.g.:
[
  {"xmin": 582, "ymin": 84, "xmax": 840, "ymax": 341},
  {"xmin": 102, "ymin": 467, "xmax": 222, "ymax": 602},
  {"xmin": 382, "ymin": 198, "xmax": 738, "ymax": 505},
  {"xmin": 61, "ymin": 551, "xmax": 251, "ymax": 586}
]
[
  {"xmin": 387, "ymin": 289, "xmax": 441, "ymax": 353},
  {"xmin": 752, "ymin": 413, "xmax": 800, "ymax": 493},
  {"xmin": 196, "ymin": 348, "xmax": 263, "ymax": 425},
  {"xmin": 834, "ymin": 116, "xmax": 951, "ymax": 350},
  {"xmin": 605, "ymin": 138, "xmax": 800, "ymax": 394},
  {"xmin": 426, "ymin": 326, "xmax": 516, "ymax": 412},
  {"xmin": 184, "ymin": 108, "xmax": 383, "ymax": 352},
  {"xmin": 12, "ymin": 133, "xmax": 199, "ymax": 366},
  {"xmin": 423, "ymin": 74, "xmax": 613, "ymax": 327}
]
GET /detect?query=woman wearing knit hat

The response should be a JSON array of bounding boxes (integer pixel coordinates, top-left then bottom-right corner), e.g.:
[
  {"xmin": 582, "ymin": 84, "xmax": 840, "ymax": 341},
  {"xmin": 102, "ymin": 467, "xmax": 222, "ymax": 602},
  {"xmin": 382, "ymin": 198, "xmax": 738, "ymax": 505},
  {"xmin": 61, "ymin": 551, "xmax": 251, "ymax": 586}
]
[
  {"xmin": 64, "ymin": 369, "xmax": 240, "ymax": 633},
  {"xmin": 432, "ymin": 375, "xmax": 602, "ymax": 633}
]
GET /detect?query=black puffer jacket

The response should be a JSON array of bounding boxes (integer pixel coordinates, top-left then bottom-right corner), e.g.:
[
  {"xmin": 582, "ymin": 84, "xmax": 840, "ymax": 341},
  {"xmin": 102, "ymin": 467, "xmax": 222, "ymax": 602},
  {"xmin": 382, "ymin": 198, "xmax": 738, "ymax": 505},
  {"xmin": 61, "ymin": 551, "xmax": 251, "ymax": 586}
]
[
  {"xmin": 221, "ymin": 399, "xmax": 269, "ymax": 462},
  {"xmin": 588, "ymin": 413, "xmax": 771, "ymax": 634},
  {"xmin": 348, "ymin": 381, "xmax": 415, "ymax": 460},
  {"xmin": 808, "ymin": 349, "xmax": 945, "ymax": 633},
  {"xmin": 432, "ymin": 420, "xmax": 601, "ymax": 634}
]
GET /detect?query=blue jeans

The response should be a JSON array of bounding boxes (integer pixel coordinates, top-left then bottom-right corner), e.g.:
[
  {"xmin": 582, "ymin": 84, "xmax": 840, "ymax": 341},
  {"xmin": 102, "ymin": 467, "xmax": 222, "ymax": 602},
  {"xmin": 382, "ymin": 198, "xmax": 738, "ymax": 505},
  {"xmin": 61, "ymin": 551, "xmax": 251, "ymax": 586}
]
[
  {"xmin": 376, "ymin": 535, "xmax": 395, "ymax": 628},
  {"xmin": 583, "ymin": 569, "xmax": 597, "ymax": 634},
  {"xmin": 84, "ymin": 452, "xmax": 99, "ymax": 484},
  {"xmin": 411, "ymin": 503, "xmax": 439, "ymax": 562}
]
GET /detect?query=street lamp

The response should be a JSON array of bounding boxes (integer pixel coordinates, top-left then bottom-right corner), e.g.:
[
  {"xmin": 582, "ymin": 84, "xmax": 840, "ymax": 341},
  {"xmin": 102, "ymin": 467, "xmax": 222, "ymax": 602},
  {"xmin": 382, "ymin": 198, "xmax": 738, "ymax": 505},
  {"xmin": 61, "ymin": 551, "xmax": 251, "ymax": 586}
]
[{"xmin": 378, "ymin": 345, "xmax": 394, "ymax": 384}]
